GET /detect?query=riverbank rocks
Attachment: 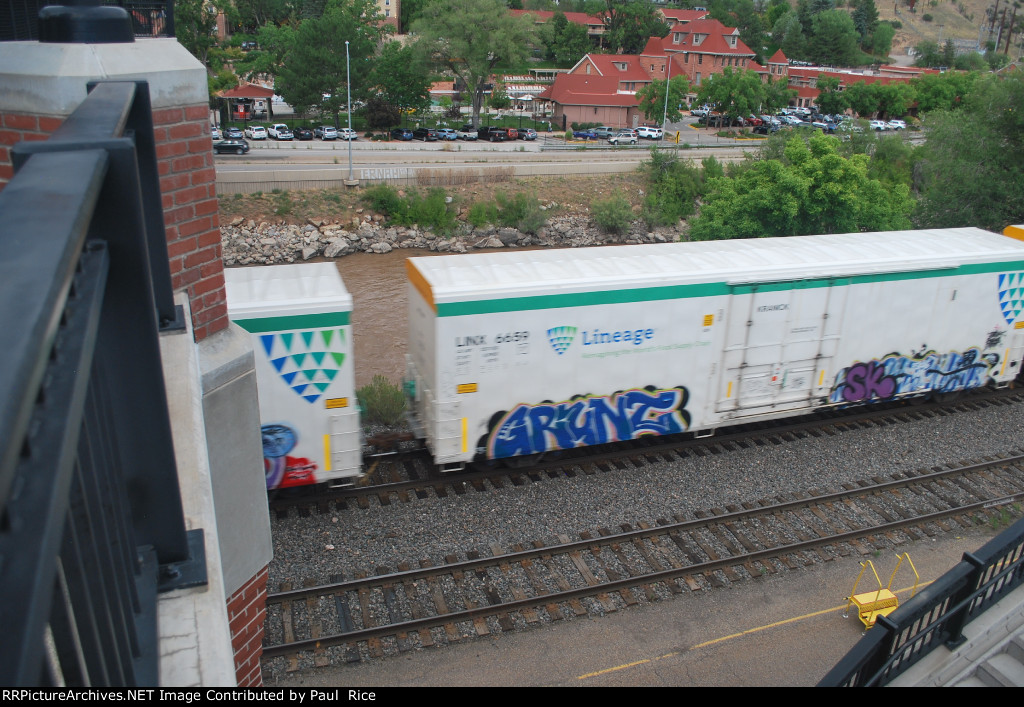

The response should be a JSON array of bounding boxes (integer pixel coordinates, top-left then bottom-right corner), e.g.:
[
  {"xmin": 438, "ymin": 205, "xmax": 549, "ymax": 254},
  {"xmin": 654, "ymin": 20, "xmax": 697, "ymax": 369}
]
[{"xmin": 220, "ymin": 214, "xmax": 682, "ymax": 266}]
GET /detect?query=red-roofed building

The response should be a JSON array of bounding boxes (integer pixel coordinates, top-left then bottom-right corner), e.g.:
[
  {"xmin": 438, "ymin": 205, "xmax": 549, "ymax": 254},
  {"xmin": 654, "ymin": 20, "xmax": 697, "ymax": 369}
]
[
  {"xmin": 658, "ymin": 8, "xmax": 710, "ymax": 29},
  {"xmin": 510, "ymin": 9, "xmax": 606, "ymax": 44},
  {"xmin": 643, "ymin": 19, "xmax": 757, "ymax": 87},
  {"xmin": 538, "ymin": 73, "xmax": 645, "ymax": 129}
]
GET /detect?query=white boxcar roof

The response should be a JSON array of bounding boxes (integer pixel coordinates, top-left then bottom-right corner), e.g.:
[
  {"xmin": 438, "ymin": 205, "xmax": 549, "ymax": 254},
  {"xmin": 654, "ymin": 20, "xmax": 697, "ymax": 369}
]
[
  {"xmin": 225, "ymin": 262, "xmax": 352, "ymax": 319},
  {"xmin": 408, "ymin": 228, "xmax": 1024, "ymax": 308}
]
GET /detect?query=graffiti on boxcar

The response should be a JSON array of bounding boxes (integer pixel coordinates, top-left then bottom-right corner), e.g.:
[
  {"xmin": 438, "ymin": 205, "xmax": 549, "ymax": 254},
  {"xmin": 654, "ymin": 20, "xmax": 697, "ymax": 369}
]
[
  {"xmin": 830, "ymin": 347, "xmax": 998, "ymax": 404},
  {"xmin": 484, "ymin": 386, "xmax": 691, "ymax": 459},
  {"xmin": 261, "ymin": 423, "xmax": 318, "ymax": 489}
]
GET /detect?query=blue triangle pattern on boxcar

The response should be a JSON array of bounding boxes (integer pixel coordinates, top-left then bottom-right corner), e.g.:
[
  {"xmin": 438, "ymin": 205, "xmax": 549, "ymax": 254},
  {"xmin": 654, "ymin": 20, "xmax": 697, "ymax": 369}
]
[
  {"xmin": 997, "ymin": 272, "xmax": 1024, "ymax": 325},
  {"xmin": 259, "ymin": 328, "xmax": 349, "ymax": 405}
]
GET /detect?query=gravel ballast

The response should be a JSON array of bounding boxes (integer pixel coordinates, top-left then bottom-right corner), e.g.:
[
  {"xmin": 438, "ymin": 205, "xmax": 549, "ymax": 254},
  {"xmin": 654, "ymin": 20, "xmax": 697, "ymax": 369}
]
[{"xmin": 263, "ymin": 398, "xmax": 1024, "ymax": 679}]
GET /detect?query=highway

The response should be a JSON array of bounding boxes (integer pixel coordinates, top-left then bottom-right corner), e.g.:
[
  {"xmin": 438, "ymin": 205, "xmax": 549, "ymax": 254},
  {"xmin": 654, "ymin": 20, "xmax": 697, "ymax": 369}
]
[{"xmin": 214, "ymin": 130, "xmax": 755, "ymax": 192}]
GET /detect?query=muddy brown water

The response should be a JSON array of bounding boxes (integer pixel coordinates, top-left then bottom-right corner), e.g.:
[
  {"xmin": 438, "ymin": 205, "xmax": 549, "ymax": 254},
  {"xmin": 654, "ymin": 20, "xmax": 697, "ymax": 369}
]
[{"xmin": 330, "ymin": 249, "xmax": 427, "ymax": 390}]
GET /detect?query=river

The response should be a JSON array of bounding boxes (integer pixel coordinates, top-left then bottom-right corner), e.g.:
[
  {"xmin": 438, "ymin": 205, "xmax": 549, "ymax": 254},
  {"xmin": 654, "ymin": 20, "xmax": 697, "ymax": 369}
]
[{"xmin": 331, "ymin": 248, "xmax": 431, "ymax": 389}]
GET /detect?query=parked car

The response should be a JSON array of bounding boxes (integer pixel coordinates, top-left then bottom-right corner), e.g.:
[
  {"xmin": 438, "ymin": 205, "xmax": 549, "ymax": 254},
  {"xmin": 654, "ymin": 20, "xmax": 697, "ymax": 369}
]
[
  {"xmin": 457, "ymin": 125, "xmax": 479, "ymax": 140},
  {"xmin": 690, "ymin": 106, "xmax": 710, "ymax": 117},
  {"xmin": 390, "ymin": 128, "xmax": 414, "ymax": 141},
  {"xmin": 244, "ymin": 125, "xmax": 267, "ymax": 140},
  {"xmin": 811, "ymin": 121, "xmax": 834, "ymax": 133},
  {"xmin": 592, "ymin": 126, "xmax": 617, "ymax": 139},
  {"xmin": 437, "ymin": 128, "xmax": 458, "ymax": 141},
  {"xmin": 518, "ymin": 128, "xmax": 538, "ymax": 141},
  {"xmin": 224, "ymin": 126, "xmax": 243, "ymax": 139},
  {"xmin": 572, "ymin": 128, "xmax": 597, "ymax": 140},
  {"xmin": 870, "ymin": 120, "xmax": 888, "ymax": 131},
  {"xmin": 478, "ymin": 127, "xmax": 510, "ymax": 141},
  {"xmin": 413, "ymin": 127, "xmax": 439, "ymax": 141},
  {"xmin": 294, "ymin": 127, "xmax": 314, "ymax": 141},
  {"xmin": 637, "ymin": 126, "xmax": 663, "ymax": 139},
  {"xmin": 887, "ymin": 119, "xmax": 907, "ymax": 130},
  {"xmin": 608, "ymin": 129, "xmax": 638, "ymax": 145},
  {"xmin": 210, "ymin": 126, "xmax": 222, "ymax": 140},
  {"xmin": 268, "ymin": 123, "xmax": 293, "ymax": 140},
  {"xmin": 753, "ymin": 124, "xmax": 780, "ymax": 135},
  {"xmin": 213, "ymin": 138, "xmax": 250, "ymax": 155},
  {"xmin": 338, "ymin": 128, "xmax": 358, "ymax": 140},
  {"xmin": 314, "ymin": 126, "xmax": 338, "ymax": 140}
]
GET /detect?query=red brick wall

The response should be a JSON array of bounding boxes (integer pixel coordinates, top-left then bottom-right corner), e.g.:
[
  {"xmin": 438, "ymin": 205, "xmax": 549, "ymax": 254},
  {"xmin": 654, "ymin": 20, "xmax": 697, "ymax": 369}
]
[
  {"xmin": 227, "ymin": 566, "xmax": 269, "ymax": 687},
  {"xmin": 152, "ymin": 105, "xmax": 228, "ymax": 341},
  {"xmin": 0, "ymin": 112, "xmax": 64, "ymax": 185},
  {"xmin": 0, "ymin": 104, "xmax": 227, "ymax": 342}
]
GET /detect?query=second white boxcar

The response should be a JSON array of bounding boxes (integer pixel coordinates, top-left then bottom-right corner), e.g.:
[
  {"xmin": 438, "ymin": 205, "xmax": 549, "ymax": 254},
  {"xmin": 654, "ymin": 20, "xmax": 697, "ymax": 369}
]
[
  {"xmin": 405, "ymin": 228, "xmax": 1024, "ymax": 468},
  {"xmin": 226, "ymin": 263, "xmax": 362, "ymax": 489}
]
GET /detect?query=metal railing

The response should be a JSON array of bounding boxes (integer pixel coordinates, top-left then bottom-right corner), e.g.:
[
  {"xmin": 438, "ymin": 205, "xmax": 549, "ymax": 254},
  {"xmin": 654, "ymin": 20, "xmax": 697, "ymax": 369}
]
[
  {"xmin": 819, "ymin": 515, "xmax": 1024, "ymax": 686},
  {"xmin": 1, "ymin": 1, "xmax": 173, "ymax": 41},
  {"xmin": 0, "ymin": 80, "xmax": 204, "ymax": 686}
]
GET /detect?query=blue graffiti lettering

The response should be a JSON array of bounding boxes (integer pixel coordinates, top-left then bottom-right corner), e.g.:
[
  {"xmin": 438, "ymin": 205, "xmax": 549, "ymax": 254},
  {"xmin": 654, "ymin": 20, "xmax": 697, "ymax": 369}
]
[
  {"xmin": 830, "ymin": 347, "xmax": 995, "ymax": 404},
  {"xmin": 487, "ymin": 387, "xmax": 690, "ymax": 459}
]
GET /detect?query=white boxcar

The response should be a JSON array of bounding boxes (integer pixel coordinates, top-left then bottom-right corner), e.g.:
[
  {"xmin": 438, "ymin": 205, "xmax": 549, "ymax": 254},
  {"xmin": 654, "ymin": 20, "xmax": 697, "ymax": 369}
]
[
  {"xmin": 226, "ymin": 263, "xmax": 361, "ymax": 489},
  {"xmin": 406, "ymin": 228, "xmax": 1024, "ymax": 468}
]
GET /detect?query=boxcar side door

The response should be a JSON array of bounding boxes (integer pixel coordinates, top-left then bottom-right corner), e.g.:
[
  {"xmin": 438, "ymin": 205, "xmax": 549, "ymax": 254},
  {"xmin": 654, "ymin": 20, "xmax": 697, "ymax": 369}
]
[{"xmin": 715, "ymin": 279, "xmax": 846, "ymax": 416}]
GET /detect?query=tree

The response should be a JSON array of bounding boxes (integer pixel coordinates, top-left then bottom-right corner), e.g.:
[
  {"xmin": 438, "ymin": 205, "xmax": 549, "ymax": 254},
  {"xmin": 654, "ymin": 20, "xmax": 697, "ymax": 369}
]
[
  {"xmin": 487, "ymin": 83, "xmax": 512, "ymax": 111},
  {"xmin": 808, "ymin": 9, "xmax": 861, "ymax": 66},
  {"xmin": 851, "ymin": 0, "xmax": 879, "ymax": 44},
  {"xmin": 876, "ymin": 81, "xmax": 916, "ymax": 118},
  {"xmin": 369, "ymin": 41, "xmax": 432, "ymax": 120},
  {"xmin": 274, "ymin": 0, "xmax": 390, "ymax": 124},
  {"xmin": 772, "ymin": 11, "xmax": 806, "ymax": 61},
  {"xmin": 602, "ymin": 0, "xmax": 670, "ymax": 54},
  {"xmin": 696, "ymin": 68, "xmax": 766, "ymax": 125},
  {"xmin": 636, "ymin": 76, "xmax": 691, "ymax": 123},
  {"xmin": 543, "ymin": 11, "xmax": 592, "ymax": 65},
  {"xmin": 175, "ymin": 0, "xmax": 224, "ymax": 66},
  {"xmin": 761, "ymin": 75, "xmax": 798, "ymax": 114},
  {"xmin": 915, "ymin": 73, "xmax": 1024, "ymax": 231},
  {"xmin": 914, "ymin": 40, "xmax": 943, "ymax": 68},
  {"xmin": 870, "ymin": 22, "xmax": 895, "ymax": 56},
  {"xmin": 233, "ymin": 0, "xmax": 295, "ymax": 33},
  {"xmin": 815, "ymin": 74, "xmax": 848, "ymax": 115},
  {"xmin": 843, "ymin": 80, "xmax": 880, "ymax": 117},
  {"xmin": 412, "ymin": 0, "xmax": 536, "ymax": 129},
  {"xmin": 911, "ymin": 71, "xmax": 979, "ymax": 113},
  {"xmin": 689, "ymin": 133, "xmax": 914, "ymax": 239}
]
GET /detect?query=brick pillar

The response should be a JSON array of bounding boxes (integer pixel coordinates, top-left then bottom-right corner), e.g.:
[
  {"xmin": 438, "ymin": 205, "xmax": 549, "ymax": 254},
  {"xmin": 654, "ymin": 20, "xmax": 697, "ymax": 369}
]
[
  {"xmin": 226, "ymin": 566, "xmax": 269, "ymax": 687},
  {"xmin": 0, "ymin": 41, "xmax": 227, "ymax": 342},
  {"xmin": 153, "ymin": 104, "xmax": 228, "ymax": 341}
]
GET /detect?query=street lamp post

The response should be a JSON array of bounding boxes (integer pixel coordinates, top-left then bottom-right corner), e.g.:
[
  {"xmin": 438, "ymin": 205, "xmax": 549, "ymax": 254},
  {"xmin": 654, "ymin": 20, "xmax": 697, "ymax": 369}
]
[
  {"xmin": 344, "ymin": 40, "xmax": 357, "ymax": 187},
  {"xmin": 662, "ymin": 56, "xmax": 673, "ymax": 132}
]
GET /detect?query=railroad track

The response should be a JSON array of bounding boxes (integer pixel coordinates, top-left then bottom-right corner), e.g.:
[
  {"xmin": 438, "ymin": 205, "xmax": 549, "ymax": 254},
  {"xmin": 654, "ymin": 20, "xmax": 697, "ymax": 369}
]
[
  {"xmin": 268, "ymin": 387, "xmax": 1024, "ymax": 517},
  {"xmin": 262, "ymin": 453, "xmax": 1024, "ymax": 670}
]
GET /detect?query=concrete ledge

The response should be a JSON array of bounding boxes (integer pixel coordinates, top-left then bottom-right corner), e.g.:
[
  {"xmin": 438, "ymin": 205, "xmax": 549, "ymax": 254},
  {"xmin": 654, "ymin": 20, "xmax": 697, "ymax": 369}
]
[
  {"xmin": 158, "ymin": 293, "xmax": 236, "ymax": 687},
  {"xmin": 0, "ymin": 39, "xmax": 205, "ymax": 115}
]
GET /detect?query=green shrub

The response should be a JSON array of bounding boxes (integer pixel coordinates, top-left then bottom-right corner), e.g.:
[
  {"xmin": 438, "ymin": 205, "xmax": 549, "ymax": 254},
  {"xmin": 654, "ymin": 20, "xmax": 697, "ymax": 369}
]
[
  {"xmin": 495, "ymin": 191, "xmax": 547, "ymax": 234},
  {"xmin": 922, "ymin": 13, "xmax": 933, "ymax": 21},
  {"xmin": 467, "ymin": 201, "xmax": 498, "ymax": 228},
  {"xmin": 638, "ymin": 149, "xmax": 706, "ymax": 227},
  {"xmin": 361, "ymin": 184, "xmax": 408, "ymax": 221},
  {"xmin": 273, "ymin": 191, "xmax": 292, "ymax": 216},
  {"xmin": 591, "ymin": 192, "xmax": 633, "ymax": 234},
  {"xmin": 357, "ymin": 375, "xmax": 407, "ymax": 426},
  {"xmin": 408, "ymin": 188, "xmax": 457, "ymax": 234}
]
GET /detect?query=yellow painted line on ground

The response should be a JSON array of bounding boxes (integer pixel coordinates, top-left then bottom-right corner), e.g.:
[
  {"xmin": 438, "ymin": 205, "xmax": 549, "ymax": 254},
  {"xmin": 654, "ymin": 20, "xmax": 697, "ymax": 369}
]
[{"xmin": 576, "ymin": 581, "xmax": 933, "ymax": 681}]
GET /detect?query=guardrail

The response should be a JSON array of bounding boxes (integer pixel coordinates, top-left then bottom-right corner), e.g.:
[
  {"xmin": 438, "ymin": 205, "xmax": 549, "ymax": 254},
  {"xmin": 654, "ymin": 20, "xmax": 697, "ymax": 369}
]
[
  {"xmin": 819, "ymin": 515, "xmax": 1024, "ymax": 686},
  {"xmin": 0, "ymin": 80, "xmax": 204, "ymax": 686}
]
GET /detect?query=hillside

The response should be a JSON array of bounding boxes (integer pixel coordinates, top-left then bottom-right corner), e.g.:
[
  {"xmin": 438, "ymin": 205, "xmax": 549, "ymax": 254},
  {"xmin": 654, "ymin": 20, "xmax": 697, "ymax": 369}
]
[{"xmin": 877, "ymin": 0, "xmax": 1014, "ymax": 58}]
